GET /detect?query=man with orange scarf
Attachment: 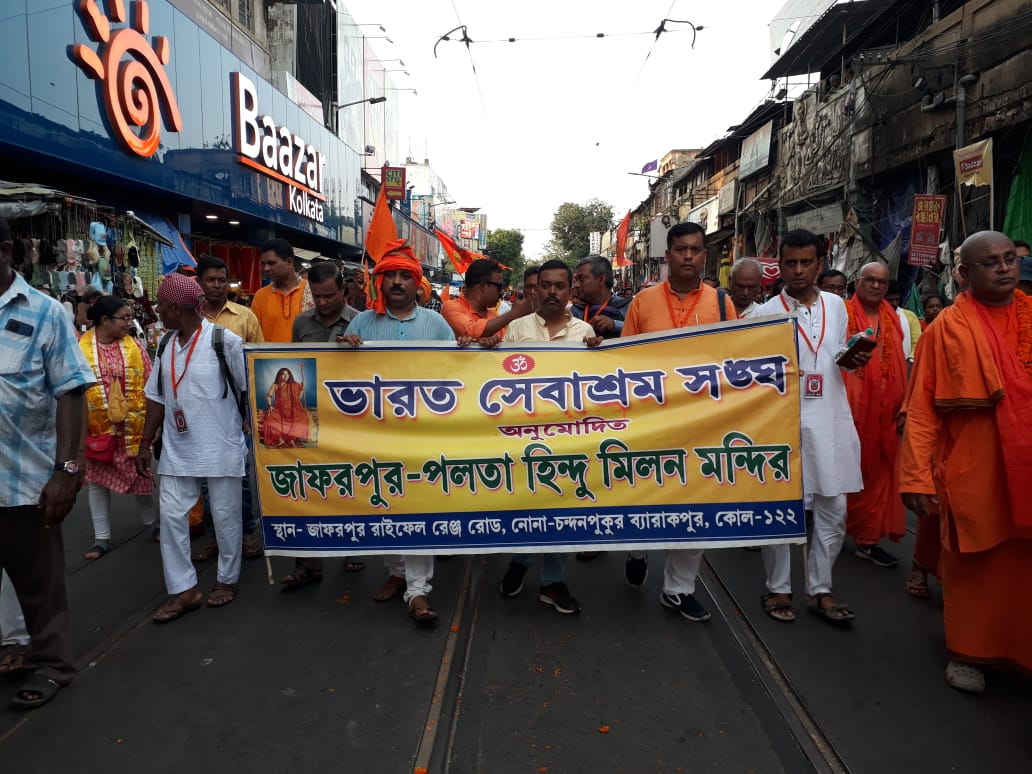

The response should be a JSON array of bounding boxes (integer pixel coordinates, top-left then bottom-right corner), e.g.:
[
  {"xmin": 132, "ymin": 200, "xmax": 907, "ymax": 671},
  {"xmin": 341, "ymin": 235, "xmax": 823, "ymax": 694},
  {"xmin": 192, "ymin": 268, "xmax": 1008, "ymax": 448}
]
[
  {"xmin": 901, "ymin": 231, "xmax": 1032, "ymax": 693},
  {"xmin": 340, "ymin": 240, "xmax": 464, "ymax": 625},
  {"xmin": 843, "ymin": 261, "xmax": 907, "ymax": 568}
]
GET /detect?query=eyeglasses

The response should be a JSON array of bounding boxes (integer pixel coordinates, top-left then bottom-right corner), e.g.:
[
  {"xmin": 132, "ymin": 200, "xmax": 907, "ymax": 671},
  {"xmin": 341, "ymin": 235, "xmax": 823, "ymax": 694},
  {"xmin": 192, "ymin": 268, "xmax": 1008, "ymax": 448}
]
[
  {"xmin": 111, "ymin": 314, "xmax": 135, "ymax": 321},
  {"xmin": 970, "ymin": 256, "xmax": 1019, "ymax": 271},
  {"xmin": 858, "ymin": 278, "xmax": 889, "ymax": 286},
  {"xmin": 481, "ymin": 281, "xmax": 505, "ymax": 291}
]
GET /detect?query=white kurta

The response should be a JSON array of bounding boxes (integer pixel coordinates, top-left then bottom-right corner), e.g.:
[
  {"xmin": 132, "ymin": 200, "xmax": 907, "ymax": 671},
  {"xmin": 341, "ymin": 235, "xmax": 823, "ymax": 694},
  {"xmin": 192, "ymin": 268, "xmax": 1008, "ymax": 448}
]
[
  {"xmin": 754, "ymin": 290, "xmax": 862, "ymax": 497},
  {"xmin": 144, "ymin": 320, "xmax": 247, "ymax": 478}
]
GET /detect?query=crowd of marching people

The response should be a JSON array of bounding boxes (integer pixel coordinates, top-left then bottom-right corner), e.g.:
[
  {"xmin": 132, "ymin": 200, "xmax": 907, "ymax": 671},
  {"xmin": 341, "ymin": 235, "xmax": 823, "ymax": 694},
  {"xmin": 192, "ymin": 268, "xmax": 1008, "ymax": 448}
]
[{"xmin": 1, "ymin": 213, "xmax": 1029, "ymax": 710}]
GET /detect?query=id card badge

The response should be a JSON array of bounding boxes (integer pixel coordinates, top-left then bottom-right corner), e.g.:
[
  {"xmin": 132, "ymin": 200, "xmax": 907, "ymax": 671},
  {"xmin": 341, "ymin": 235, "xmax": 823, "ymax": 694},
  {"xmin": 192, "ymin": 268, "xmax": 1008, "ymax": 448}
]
[
  {"xmin": 803, "ymin": 372, "xmax": 825, "ymax": 399},
  {"xmin": 170, "ymin": 398, "xmax": 189, "ymax": 434}
]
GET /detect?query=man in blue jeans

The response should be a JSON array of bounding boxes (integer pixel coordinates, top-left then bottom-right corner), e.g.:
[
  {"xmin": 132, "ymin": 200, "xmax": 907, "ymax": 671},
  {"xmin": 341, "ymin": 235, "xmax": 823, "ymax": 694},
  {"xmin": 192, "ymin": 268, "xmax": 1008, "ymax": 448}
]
[{"xmin": 496, "ymin": 260, "xmax": 602, "ymax": 614}]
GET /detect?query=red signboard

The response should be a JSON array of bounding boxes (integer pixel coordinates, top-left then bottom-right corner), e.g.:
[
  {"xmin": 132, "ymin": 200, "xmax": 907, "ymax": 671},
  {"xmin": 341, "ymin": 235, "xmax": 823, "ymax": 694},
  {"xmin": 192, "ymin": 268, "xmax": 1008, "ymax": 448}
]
[
  {"xmin": 908, "ymin": 194, "xmax": 947, "ymax": 268},
  {"xmin": 381, "ymin": 166, "xmax": 406, "ymax": 200}
]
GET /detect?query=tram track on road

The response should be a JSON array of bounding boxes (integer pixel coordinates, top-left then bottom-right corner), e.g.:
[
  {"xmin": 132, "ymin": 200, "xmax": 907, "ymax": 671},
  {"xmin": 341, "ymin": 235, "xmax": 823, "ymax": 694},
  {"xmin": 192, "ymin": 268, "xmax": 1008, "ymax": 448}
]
[
  {"xmin": 699, "ymin": 558, "xmax": 851, "ymax": 774},
  {"xmin": 409, "ymin": 553, "xmax": 852, "ymax": 774}
]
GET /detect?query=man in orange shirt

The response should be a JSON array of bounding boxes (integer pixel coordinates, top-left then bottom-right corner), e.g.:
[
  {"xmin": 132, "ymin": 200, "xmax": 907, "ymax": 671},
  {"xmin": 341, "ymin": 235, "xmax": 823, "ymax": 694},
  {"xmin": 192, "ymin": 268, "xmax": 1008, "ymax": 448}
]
[
  {"xmin": 621, "ymin": 221, "xmax": 736, "ymax": 622},
  {"xmin": 250, "ymin": 239, "xmax": 311, "ymax": 343},
  {"xmin": 441, "ymin": 258, "xmax": 531, "ymax": 342},
  {"xmin": 901, "ymin": 230, "xmax": 1032, "ymax": 694}
]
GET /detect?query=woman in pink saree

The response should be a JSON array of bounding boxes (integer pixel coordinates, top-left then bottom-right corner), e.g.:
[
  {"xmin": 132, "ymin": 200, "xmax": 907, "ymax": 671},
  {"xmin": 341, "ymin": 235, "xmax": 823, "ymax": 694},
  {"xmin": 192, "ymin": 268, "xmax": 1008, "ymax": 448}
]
[{"xmin": 263, "ymin": 367, "xmax": 308, "ymax": 447}]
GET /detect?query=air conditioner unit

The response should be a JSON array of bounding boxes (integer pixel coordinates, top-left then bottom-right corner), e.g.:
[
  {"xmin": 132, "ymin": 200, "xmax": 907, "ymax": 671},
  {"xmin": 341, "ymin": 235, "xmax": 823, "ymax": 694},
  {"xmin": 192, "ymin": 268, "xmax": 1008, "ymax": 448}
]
[{"xmin": 364, "ymin": 145, "xmax": 375, "ymax": 155}]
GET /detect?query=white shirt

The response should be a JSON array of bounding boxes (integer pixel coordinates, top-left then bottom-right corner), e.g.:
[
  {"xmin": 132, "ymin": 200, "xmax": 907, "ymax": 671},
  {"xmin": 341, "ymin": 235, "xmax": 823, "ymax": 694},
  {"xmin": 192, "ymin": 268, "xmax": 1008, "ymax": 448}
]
[
  {"xmin": 737, "ymin": 301, "xmax": 759, "ymax": 319},
  {"xmin": 754, "ymin": 290, "xmax": 863, "ymax": 496},
  {"xmin": 503, "ymin": 312, "xmax": 596, "ymax": 343},
  {"xmin": 144, "ymin": 320, "xmax": 247, "ymax": 478}
]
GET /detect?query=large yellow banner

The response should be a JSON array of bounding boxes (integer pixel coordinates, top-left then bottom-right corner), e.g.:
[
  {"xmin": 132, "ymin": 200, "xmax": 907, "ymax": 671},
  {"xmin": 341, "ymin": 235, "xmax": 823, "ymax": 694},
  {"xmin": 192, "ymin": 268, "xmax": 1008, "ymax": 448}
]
[{"xmin": 246, "ymin": 316, "xmax": 805, "ymax": 556}]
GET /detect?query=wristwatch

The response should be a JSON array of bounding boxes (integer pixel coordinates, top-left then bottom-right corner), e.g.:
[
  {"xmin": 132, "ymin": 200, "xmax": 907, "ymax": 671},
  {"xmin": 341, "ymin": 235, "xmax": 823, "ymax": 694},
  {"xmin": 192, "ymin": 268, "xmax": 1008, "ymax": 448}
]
[{"xmin": 55, "ymin": 460, "xmax": 80, "ymax": 475}]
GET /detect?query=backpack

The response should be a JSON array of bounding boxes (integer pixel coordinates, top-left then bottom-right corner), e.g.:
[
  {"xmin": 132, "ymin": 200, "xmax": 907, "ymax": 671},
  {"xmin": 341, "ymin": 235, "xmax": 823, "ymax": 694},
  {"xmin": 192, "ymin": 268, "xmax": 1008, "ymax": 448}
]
[{"xmin": 155, "ymin": 325, "xmax": 246, "ymax": 419}]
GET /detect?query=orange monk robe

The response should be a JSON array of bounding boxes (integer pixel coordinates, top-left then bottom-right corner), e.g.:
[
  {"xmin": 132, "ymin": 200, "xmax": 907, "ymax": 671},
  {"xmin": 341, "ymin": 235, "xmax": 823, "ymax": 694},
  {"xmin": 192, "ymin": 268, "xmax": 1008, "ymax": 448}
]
[
  {"xmin": 844, "ymin": 297, "xmax": 907, "ymax": 544},
  {"xmin": 263, "ymin": 380, "xmax": 308, "ymax": 447},
  {"xmin": 900, "ymin": 290, "xmax": 1032, "ymax": 670}
]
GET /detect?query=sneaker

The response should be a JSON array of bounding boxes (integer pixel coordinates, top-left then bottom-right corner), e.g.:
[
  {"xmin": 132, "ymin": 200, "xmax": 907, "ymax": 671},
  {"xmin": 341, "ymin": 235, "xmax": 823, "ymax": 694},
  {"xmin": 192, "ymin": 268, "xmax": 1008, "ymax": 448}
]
[
  {"xmin": 538, "ymin": 583, "xmax": 581, "ymax": 614},
  {"xmin": 500, "ymin": 562, "xmax": 529, "ymax": 598},
  {"xmin": 660, "ymin": 591, "xmax": 711, "ymax": 622},
  {"xmin": 625, "ymin": 554, "xmax": 648, "ymax": 587},
  {"xmin": 855, "ymin": 543, "xmax": 899, "ymax": 568},
  {"xmin": 945, "ymin": 660, "xmax": 985, "ymax": 694}
]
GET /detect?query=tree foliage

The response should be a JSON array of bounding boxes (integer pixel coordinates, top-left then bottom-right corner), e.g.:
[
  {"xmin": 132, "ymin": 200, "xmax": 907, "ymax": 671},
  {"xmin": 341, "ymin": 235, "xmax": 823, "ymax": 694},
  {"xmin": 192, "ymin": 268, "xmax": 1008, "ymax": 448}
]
[
  {"xmin": 545, "ymin": 199, "xmax": 614, "ymax": 266},
  {"xmin": 486, "ymin": 228, "xmax": 527, "ymax": 286}
]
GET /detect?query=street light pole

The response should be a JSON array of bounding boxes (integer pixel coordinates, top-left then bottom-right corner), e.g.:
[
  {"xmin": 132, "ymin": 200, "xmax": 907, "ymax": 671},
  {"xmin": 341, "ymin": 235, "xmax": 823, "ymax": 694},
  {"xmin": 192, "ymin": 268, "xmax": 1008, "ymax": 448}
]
[{"xmin": 335, "ymin": 96, "xmax": 387, "ymax": 111}]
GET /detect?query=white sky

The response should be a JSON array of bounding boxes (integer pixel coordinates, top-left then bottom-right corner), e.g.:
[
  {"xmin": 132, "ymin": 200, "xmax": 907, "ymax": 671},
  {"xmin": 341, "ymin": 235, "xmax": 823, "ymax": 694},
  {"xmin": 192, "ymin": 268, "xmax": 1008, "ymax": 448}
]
[{"xmin": 343, "ymin": 1, "xmax": 790, "ymax": 260}]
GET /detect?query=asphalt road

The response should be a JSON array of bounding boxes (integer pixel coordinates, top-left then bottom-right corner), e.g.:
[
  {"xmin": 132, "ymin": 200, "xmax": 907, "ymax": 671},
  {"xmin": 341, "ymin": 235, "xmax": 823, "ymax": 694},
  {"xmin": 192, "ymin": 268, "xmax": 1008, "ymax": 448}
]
[{"xmin": 1, "ymin": 498, "xmax": 1029, "ymax": 773}]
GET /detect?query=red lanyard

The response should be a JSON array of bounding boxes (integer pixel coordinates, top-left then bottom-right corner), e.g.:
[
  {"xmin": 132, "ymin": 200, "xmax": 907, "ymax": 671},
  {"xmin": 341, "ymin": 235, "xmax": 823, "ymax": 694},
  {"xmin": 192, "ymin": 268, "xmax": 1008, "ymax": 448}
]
[
  {"xmin": 582, "ymin": 294, "xmax": 611, "ymax": 325},
  {"xmin": 170, "ymin": 327, "xmax": 203, "ymax": 400},
  {"xmin": 780, "ymin": 293, "xmax": 826, "ymax": 361},
  {"xmin": 663, "ymin": 282, "xmax": 703, "ymax": 328}
]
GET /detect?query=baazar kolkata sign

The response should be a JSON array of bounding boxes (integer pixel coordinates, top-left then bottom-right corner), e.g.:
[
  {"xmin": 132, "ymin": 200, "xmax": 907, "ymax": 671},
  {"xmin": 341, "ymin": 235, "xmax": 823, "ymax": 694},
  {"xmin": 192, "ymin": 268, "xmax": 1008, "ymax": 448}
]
[{"xmin": 231, "ymin": 72, "xmax": 327, "ymax": 223}]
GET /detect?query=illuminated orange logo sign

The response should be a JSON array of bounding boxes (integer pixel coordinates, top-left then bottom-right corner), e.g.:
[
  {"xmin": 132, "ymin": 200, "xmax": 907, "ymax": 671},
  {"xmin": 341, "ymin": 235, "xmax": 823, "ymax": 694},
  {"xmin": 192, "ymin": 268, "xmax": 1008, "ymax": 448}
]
[{"xmin": 71, "ymin": 0, "xmax": 183, "ymax": 158}]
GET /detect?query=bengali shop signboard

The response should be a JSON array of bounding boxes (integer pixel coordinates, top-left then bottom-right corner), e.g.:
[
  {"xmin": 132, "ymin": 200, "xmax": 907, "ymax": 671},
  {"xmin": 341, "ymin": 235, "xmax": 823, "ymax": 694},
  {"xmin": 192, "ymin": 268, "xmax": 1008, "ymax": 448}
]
[
  {"xmin": 246, "ymin": 318, "xmax": 806, "ymax": 557},
  {"xmin": 907, "ymin": 194, "xmax": 947, "ymax": 268}
]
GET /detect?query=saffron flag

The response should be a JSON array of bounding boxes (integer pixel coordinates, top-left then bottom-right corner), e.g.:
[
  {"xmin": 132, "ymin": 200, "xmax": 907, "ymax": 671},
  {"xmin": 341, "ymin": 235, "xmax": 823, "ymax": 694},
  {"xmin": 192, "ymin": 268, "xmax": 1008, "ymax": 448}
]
[
  {"xmin": 641, "ymin": 159, "xmax": 659, "ymax": 174},
  {"xmin": 365, "ymin": 186, "xmax": 398, "ymax": 265},
  {"xmin": 615, "ymin": 210, "xmax": 633, "ymax": 267},
  {"xmin": 436, "ymin": 229, "xmax": 475, "ymax": 275}
]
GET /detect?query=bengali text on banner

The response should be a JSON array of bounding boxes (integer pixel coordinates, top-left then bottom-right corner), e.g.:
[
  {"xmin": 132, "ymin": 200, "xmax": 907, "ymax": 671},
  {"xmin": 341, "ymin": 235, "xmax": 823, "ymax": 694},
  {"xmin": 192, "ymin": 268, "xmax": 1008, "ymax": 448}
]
[{"xmin": 245, "ymin": 316, "xmax": 806, "ymax": 556}]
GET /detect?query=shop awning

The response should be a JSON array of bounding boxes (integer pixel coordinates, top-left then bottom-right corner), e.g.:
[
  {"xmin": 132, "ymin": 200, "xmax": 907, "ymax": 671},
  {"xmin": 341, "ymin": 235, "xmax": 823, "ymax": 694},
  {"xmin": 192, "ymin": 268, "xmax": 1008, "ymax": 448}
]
[
  {"xmin": 131, "ymin": 211, "xmax": 196, "ymax": 274},
  {"xmin": 761, "ymin": 0, "xmax": 895, "ymax": 80},
  {"xmin": 293, "ymin": 248, "xmax": 323, "ymax": 262}
]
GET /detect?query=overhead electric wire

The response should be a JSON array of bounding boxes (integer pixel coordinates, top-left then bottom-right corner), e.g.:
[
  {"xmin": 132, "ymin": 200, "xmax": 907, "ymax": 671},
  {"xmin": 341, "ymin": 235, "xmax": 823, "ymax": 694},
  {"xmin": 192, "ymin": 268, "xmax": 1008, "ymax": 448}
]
[{"xmin": 445, "ymin": 0, "xmax": 488, "ymax": 120}]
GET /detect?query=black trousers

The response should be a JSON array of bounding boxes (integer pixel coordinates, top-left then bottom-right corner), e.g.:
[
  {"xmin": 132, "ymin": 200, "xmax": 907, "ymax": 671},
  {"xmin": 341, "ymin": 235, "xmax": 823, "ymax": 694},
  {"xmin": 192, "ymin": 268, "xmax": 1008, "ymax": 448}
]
[{"xmin": 0, "ymin": 505, "xmax": 76, "ymax": 684}]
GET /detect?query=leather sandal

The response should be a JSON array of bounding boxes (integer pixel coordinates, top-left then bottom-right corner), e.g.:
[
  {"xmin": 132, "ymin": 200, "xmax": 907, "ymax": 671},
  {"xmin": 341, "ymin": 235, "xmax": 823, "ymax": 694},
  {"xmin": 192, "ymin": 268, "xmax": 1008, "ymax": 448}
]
[
  {"xmin": 761, "ymin": 592, "xmax": 795, "ymax": 623},
  {"xmin": 372, "ymin": 575, "xmax": 406, "ymax": 602},
  {"xmin": 408, "ymin": 595, "xmax": 439, "ymax": 625},
  {"xmin": 207, "ymin": 582, "xmax": 237, "ymax": 608},
  {"xmin": 152, "ymin": 590, "xmax": 203, "ymax": 624}
]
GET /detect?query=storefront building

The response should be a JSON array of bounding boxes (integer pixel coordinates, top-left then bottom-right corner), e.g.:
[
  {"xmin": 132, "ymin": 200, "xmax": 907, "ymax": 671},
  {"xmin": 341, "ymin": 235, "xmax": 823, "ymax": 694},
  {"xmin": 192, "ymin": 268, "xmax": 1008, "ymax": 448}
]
[{"xmin": 0, "ymin": 0, "xmax": 364, "ymax": 264}]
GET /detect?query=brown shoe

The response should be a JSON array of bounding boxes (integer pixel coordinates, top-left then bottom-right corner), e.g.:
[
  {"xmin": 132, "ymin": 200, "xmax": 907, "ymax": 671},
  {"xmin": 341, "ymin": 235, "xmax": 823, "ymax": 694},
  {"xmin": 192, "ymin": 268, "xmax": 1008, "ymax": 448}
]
[{"xmin": 372, "ymin": 575, "xmax": 406, "ymax": 602}]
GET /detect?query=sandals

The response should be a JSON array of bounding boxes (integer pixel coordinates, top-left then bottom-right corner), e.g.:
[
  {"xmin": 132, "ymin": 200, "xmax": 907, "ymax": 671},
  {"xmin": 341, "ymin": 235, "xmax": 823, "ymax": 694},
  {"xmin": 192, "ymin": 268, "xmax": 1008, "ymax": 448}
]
[
  {"xmin": 242, "ymin": 533, "xmax": 264, "ymax": 560},
  {"xmin": 372, "ymin": 575, "xmax": 406, "ymax": 602},
  {"xmin": 408, "ymin": 595, "xmax": 439, "ymax": 625},
  {"xmin": 10, "ymin": 673, "xmax": 63, "ymax": 710},
  {"xmin": 152, "ymin": 590, "xmax": 203, "ymax": 624},
  {"xmin": 192, "ymin": 542, "xmax": 219, "ymax": 562},
  {"xmin": 905, "ymin": 570, "xmax": 930, "ymax": 599},
  {"xmin": 809, "ymin": 593, "xmax": 855, "ymax": 625},
  {"xmin": 280, "ymin": 565, "xmax": 323, "ymax": 591},
  {"xmin": 84, "ymin": 544, "xmax": 109, "ymax": 561},
  {"xmin": 207, "ymin": 582, "xmax": 237, "ymax": 608},
  {"xmin": 343, "ymin": 559, "xmax": 365, "ymax": 573},
  {"xmin": 0, "ymin": 643, "xmax": 28, "ymax": 675},
  {"xmin": 761, "ymin": 592, "xmax": 795, "ymax": 623}
]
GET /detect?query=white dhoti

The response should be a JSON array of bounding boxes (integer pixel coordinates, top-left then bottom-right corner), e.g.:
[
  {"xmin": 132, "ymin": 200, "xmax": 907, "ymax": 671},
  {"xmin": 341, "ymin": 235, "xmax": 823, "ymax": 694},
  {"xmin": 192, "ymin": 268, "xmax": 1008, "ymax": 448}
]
[
  {"xmin": 159, "ymin": 475, "xmax": 242, "ymax": 595},
  {"xmin": 382, "ymin": 554, "xmax": 434, "ymax": 605},
  {"xmin": 762, "ymin": 493, "xmax": 847, "ymax": 596}
]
